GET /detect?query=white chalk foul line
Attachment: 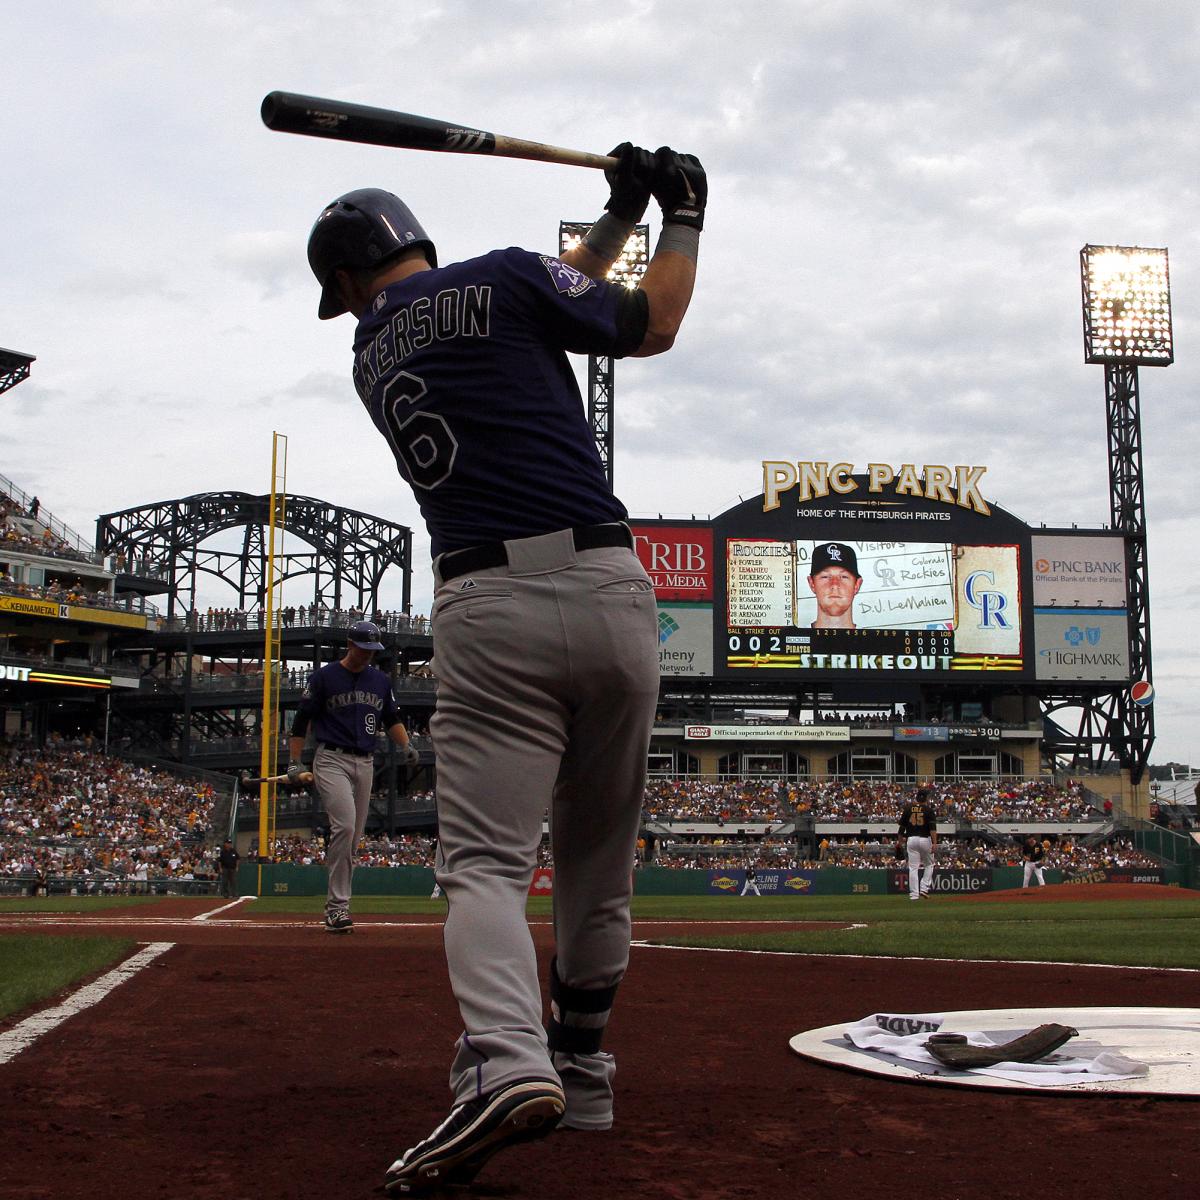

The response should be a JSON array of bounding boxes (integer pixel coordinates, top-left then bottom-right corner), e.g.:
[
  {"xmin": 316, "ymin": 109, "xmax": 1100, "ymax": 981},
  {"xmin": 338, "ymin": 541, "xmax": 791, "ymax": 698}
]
[
  {"xmin": 0, "ymin": 941, "xmax": 175, "ymax": 1067},
  {"xmin": 629, "ymin": 942, "xmax": 1200, "ymax": 973},
  {"xmin": 0, "ymin": 916, "xmax": 843, "ymax": 932},
  {"xmin": 194, "ymin": 896, "xmax": 256, "ymax": 921}
]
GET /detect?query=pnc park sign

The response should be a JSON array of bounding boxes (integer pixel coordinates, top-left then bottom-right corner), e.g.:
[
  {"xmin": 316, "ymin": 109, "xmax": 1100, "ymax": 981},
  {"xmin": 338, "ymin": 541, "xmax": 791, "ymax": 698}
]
[{"xmin": 761, "ymin": 461, "xmax": 990, "ymax": 514}]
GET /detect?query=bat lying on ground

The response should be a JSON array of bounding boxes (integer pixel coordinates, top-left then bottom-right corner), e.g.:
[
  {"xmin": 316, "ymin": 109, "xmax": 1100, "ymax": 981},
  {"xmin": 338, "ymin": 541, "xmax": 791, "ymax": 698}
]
[
  {"xmin": 261, "ymin": 91, "xmax": 618, "ymax": 171},
  {"xmin": 238, "ymin": 769, "xmax": 314, "ymax": 789}
]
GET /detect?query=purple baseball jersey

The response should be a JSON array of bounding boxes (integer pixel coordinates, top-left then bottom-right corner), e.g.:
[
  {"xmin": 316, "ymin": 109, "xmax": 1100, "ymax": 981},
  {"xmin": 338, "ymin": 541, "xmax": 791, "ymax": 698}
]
[
  {"xmin": 297, "ymin": 661, "xmax": 400, "ymax": 753},
  {"xmin": 349, "ymin": 247, "xmax": 647, "ymax": 556}
]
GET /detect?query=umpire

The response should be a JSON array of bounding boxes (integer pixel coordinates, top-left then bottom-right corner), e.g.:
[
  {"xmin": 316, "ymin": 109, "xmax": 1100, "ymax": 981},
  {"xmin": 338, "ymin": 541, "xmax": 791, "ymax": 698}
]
[
  {"xmin": 217, "ymin": 839, "xmax": 239, "ymax": 899},
  {"xmin": 305, "ymin": 142, "xmax": 703, "ymax": 1192},
  {"xmin": 288, "ymin": 620, "xmax": 418, "ymax": 933}
]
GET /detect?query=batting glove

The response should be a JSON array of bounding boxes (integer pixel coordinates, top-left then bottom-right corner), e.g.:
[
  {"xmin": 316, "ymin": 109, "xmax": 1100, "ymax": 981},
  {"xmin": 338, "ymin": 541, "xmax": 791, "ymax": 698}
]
[
  {"xmin": 286, "ymin": 760, "xmax": 305, "ymax": 786},
  {"xmin": 403, "ymin": 744, "xmax": 420, "ymax": 767},
  {"xmin": 652, "ymin": 147, "xmax": 707, "ymax": 231},
  {"xmin": 604, "ymin": 143, "xmax": 655, "ymax": 222}
]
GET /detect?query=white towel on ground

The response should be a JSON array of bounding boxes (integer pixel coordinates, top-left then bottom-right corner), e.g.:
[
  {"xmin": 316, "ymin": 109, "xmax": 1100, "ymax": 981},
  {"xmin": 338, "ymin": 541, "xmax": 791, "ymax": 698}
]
[{"xmin": 843, "ymin": 1012, "xmax": 1149, "ymax": 1086}]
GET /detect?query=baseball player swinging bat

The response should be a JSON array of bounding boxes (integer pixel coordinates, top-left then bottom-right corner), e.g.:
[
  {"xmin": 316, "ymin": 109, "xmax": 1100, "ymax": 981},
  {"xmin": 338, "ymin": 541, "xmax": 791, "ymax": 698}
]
[{"xmin": 261, "ymin": 91, "xmax": 618, "ymax": 171}]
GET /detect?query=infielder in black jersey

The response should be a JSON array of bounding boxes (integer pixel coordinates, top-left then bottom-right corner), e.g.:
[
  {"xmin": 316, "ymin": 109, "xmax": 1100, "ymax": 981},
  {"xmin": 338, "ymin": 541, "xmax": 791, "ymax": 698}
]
[
  {"xmin": 288, "ymin": 621, "xmax": 418, "ymax": 933},
  {"xmin": 306, "ymin": 144, "xmax": 703, "ymax": 1193},
  {"xmin": 898, "ymin": 788, "xmax": 938, "ymax": 899},
  {"xmin": 1022, "ymin": 835, "xmax": 1047, "ymax": 887}
]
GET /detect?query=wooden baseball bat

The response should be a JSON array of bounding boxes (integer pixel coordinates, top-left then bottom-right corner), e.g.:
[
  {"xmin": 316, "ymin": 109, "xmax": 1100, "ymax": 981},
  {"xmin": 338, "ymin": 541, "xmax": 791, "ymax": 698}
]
[
  {"xmin": 238, "ymin": 769, "xmax": 313, "ymax": 788},
  {"xmin": 261, "ymin": 91, "xmax": 618, "ymax": 171}
]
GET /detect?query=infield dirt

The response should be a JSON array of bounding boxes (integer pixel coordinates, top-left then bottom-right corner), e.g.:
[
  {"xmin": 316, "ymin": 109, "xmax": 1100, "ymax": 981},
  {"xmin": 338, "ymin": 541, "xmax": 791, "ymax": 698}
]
[{"xmin": 0, "ymin": 899, "xmax": 1197, "ymax": 1200}]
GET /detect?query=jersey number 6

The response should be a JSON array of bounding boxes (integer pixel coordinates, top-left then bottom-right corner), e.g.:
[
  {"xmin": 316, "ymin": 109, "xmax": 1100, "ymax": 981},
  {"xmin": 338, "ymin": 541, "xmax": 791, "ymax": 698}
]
[{"xmin": 380, "ymin": 371, "xmax": 458, "ymax": 490}]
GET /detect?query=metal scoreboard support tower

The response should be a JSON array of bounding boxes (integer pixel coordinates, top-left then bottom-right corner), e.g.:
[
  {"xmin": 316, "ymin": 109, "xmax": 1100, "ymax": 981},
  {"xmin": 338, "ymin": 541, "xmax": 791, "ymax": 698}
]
[
  {"xmin": 558, "ymin": 222, "xmax": 649, "ymax": 485},
  {"xmin": 1080, "ymin": 245, "xmax": 1174, "ymax": 784},
  {"xmin": 586, "ymin": 352, "xmax": 617, "ymax": 484}
]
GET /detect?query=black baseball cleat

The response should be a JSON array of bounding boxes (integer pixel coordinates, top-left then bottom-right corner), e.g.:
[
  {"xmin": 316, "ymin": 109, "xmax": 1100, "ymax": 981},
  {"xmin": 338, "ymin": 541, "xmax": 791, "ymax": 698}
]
[
  {"xmin": 384, "ymin": 1078, "xmax": 565, "ymax": 1194},
  {"xmin": 323, "ymin": 908, "xmax": 353, "ymax": 933}
]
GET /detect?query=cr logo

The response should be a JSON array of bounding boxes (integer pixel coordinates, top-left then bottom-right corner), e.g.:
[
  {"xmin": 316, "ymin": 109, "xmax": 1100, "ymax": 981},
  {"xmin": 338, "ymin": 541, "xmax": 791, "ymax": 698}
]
[{"xmin": 964, "ymin": 570, "xmax": 1011, "ymax": 629}]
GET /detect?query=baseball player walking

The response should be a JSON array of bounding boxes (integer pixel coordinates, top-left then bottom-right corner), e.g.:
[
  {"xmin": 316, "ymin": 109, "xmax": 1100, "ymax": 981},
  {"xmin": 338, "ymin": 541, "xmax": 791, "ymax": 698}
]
[
  {"xmin": 305, "ymin": 142, "xmax": 703, "ymax": 1193},
  {"xmin": 1021, "ymin": 835, "xmax": 1047, "ymax": 887},
  {"xmin": 288, "ymin": 621, "xmax": 418, "ymax": 932},
  {"xmin": 898, "ymin": 787, "xmax": 937, "ymax": 900}
]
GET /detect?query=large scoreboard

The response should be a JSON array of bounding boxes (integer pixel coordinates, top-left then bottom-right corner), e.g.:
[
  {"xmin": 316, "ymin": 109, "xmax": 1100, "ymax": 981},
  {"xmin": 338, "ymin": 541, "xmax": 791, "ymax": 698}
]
[{"xmin": 633, "ymin": 463, "xmax": 1133, "ymax": 685}]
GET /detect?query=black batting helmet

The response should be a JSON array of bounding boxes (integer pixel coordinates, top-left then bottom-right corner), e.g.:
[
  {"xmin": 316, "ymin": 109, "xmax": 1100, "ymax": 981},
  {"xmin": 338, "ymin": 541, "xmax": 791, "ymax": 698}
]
[{"xmin": 307, "ymin": 188, "xmax": 437, "ymax": 319}]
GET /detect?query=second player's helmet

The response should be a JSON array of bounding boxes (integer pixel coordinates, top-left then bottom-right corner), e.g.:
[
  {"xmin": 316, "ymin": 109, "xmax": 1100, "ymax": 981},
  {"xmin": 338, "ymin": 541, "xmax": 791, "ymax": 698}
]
[{"xmin": 307, "ymin": 188, "xmax": 437, "ymax": 320}]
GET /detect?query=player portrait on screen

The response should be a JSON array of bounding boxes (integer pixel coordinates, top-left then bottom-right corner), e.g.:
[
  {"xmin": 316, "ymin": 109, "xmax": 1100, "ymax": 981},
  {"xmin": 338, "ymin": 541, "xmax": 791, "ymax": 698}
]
[{"xmin": 807, "ymin": 542, "xmax": 863, "ymax": 629}]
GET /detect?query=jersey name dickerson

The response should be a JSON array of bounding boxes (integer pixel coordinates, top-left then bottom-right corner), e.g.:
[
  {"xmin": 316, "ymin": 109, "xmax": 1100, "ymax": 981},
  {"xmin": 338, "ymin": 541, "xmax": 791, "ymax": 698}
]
[{"xmin": 354, "ymin": 286, "xmax": 492, "ymax": 401}]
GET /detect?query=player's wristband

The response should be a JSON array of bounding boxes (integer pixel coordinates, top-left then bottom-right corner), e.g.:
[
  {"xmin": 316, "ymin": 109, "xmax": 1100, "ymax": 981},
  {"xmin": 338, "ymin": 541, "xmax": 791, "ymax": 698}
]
[
  {"xmin": 656, "ymin": 223, "xmax": 700, "ymax": 262},
  {"xmin": 583, "ymin": 212, "xmax": 636, "ymax": 261}
]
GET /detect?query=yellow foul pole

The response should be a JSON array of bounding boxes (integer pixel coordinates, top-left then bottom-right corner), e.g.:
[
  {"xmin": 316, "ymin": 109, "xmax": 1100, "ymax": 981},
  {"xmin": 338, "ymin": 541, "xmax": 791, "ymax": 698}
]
[{"xmin": 256, "ymin": 432, "xmax": 288, "ymax": 897}]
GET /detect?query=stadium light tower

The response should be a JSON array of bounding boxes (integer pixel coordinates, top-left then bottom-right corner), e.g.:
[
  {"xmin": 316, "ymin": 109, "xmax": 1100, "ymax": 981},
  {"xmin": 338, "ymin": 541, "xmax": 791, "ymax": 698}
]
[
  {"xmin": 0, "ymin": 347, "xmax": 36, "ymax": 397},
  {"xmin": 1079, "ymin": 245, "xmax": 1173, "ymax": 786},
  {"xmin": 558, "ymin": 222, "xmax": 649, "ymax": 485}
]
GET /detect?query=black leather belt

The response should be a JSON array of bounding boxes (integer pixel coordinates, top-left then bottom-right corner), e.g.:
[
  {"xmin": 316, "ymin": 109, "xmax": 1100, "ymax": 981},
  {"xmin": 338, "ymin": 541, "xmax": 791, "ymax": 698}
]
[
  {"xmin": 439, "ymin": 523, "xmax": 632, "ymax": 584},
  {"xmin": 318, "ymin": 743, "xmax": 373, "ymax": 758}
]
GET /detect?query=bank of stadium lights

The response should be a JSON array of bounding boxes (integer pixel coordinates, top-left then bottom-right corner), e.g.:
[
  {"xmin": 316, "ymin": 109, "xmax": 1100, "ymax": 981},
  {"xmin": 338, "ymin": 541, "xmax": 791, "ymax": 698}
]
[
  {"xmin": 558, "ymin": 222, "xmax": 650, "ymax": 288},
  {"xmin": 1080, "ymin": 245, "xmax": 1173, "ymax": 366}
]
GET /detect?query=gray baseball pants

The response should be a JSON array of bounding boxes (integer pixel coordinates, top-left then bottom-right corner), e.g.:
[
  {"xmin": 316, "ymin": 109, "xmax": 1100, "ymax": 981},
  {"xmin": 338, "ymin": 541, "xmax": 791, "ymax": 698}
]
[
  {"xmin": 907, "ymin": 835, "xmax": 935, "ymax": 898},
  {"xmin": 313, "ymin": 745, "xmax": 374, "ymax": 912},
  {"xmin": 430, "ymin": 527, "xmax": 658, "ymax": 1108}
]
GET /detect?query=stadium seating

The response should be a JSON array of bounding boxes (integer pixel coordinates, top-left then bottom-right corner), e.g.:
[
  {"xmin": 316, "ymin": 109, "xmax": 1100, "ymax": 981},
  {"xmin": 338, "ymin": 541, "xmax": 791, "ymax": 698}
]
[{"xmin": 0, "ymin": 735, "xmax": 218, "ymax": 890}]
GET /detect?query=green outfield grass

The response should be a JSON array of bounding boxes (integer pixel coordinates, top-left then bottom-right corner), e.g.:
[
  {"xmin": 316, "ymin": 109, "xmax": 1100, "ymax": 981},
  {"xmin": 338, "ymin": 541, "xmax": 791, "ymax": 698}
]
[
  {"xmin": 241, "ymin": 892, "xmax": 1200, "ymax": 969},
  {"xmin": 0, "ymin": 935, "xmax": 136, "ymax": 1020},
  {"xmin": 0, "ymin": 894, "xmax": 1195, "ymax": 1023}
]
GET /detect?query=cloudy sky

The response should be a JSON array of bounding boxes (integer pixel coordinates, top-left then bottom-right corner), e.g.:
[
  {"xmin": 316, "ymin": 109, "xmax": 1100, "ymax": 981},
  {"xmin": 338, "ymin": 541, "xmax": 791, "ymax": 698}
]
[{"xmin": 4, "ymin": 1, "xmax": 1197, "ymax": 768}]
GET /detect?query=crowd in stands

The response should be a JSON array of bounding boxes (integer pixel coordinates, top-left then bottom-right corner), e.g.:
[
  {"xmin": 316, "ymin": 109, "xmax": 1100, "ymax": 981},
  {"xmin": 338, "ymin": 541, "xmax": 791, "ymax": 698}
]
[
  {"xmin": 0, "ymin": 735, "xmax": 218, "ymax": 885},
  {"xmin": 642, "ymin": 777, "xmax": 1101, "ymax": 825},
  {"xmin": 643, "ymin": 778, "xmax": 783, "ymax": 822},
  {"xmin": 0, "ymin": 575, "xmax": 154, "ymax": 614},
  {"xmin": 183, "ymin": 665, "xmax": 435, "ymax": 693},
  {"xmin": 179, "ymin": 605, "xmax": 430, "ymax": 636},
  {"xmin": 269, "ymin": 831, "xmax": 438, "ymax": 867},
  {"xmin": 1, "ymin": 495, "xmax": 90, "ymax": 563},
  {"xmin": 0, "ymin": 731, "xmax": 1156, "ymax": 890}
]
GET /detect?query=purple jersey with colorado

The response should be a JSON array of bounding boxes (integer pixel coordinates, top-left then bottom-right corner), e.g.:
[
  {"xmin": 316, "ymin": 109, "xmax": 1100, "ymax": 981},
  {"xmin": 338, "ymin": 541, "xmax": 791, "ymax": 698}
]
[
  {"xmin": 350, "ymin": 248, "xmax": 645, "ymax": 556},
  {"xmin": 298, "ymin": 661, "xmax": 400, "ymax": 753}
]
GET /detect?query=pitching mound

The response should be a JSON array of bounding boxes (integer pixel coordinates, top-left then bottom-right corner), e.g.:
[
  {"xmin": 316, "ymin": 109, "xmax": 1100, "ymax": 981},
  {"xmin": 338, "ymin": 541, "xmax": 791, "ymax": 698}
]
[{"xmin": 955, "ymin": 882, "xmax": 1197, "ymax": 903}]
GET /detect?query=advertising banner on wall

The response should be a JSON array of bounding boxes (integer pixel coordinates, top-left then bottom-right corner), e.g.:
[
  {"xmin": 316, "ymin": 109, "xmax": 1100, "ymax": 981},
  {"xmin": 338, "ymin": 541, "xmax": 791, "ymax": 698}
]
[
  {"xmin": 656, "ymin": 604, "xmax": 713, "ymax": 676},
  {"xmin": 887, "ymin": 868, "xmax": 992, "ymax": 895},
  {"xmin": 707, "ymin": 869, "xmax": 818, "ymax": 895},
  {"xmin": 632, "ymin": 525, "xmax": 713, "ymax": 602},
  {"xmin": 1034, "ymin": 612, "xmax": 1130, "ymax": 681},
  {"xmin": 1064, "ymin": 867, "xmax": 1168, "ymax": 886},
  {"xmin": 1031, "ymin": 535, "xmax": 1126, "ymax": 608},
  {"xmin": 685, "ymin": 725, "xmax": 849, "ymax": 741}
]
